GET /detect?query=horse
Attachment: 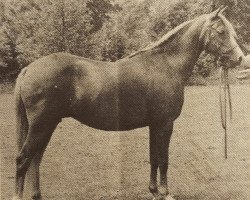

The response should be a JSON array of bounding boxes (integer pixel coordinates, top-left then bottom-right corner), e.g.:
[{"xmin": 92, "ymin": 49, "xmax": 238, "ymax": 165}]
[
  {"xmin": 237, "ymin": 55, "xmax": 250, "ymax": 80},
  {"xmin": 13, "ymin": 7, "xmax": 243, "ymax": 200}
]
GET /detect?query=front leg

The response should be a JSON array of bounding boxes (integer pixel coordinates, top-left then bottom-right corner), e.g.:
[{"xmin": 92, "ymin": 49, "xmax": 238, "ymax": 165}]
[{"xmin": 149, "ymin": 121, "xmax": 174, "ymax": 199}]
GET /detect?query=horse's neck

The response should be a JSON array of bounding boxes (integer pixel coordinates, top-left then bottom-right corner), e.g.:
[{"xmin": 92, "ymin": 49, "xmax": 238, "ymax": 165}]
[{"xmin": 150, "ymin": 19, "xmax": 205, "ymax": 83}]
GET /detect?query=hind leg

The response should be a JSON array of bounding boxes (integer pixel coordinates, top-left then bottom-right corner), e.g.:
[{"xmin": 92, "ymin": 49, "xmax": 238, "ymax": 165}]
[
  {"xmin": 14, "ymin": 116, "xmax": 59, "ymax": 200},
  {"xmin": 26, "ymin": 148, "xmax": 47, "ymax": 200}
]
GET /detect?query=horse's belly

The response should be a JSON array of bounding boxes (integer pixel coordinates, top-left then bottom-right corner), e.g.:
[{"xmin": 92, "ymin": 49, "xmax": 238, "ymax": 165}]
[
  {"xmin": 71, "ymin": 67, "xmax": 149, "ymax": 130},
  {"xmin": 73, "ymin": 97, "xmax": 148, "ymax": 131},
  {"xmin": 79, "ymin": 116, "xmax": 147, "ymax": 131}
]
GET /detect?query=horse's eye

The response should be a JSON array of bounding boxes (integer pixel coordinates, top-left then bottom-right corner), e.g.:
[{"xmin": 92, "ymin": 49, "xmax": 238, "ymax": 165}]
[{"xmin": 218, "ymin": 30, "xmax": 225, "ymax": 35}]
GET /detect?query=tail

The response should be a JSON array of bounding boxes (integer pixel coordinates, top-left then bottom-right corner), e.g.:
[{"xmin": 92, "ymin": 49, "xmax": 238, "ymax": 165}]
[{"xmin": 14, "ymin": 68, "xmax": 29, "ymax": 151}]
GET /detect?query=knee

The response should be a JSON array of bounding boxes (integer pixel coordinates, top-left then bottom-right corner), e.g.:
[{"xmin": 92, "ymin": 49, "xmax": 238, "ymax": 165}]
[
  {"xmin": 16, "ymin": 154, "xmax": 30, "ymax": 176},
  {"xmin": 151, "ymin": 158, "xmax": 169, "ymax": 166},
  {"xmin": 16, "ymin": 153, "xmax": 25, "ymax": 165},
  {"xmin": 159, "ymin": 163, "xmax": 168, "ymax": 168},
  {"xmin": 150, "ymin": 156, "xmax": 159, "ymax": 165}
]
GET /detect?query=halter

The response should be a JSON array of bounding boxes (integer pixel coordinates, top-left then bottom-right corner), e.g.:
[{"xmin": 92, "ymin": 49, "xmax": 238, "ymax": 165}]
[
  {"xmin": 220, "ymin": 45, "xmax": 238, "ymax": 57},
  {"xmin": 205, "ymin": 18, "xmax": 239, "ymax": 63}
]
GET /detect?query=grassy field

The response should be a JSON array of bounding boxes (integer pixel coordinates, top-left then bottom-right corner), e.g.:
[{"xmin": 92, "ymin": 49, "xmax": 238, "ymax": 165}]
[{"xmin": 1, "ymin": 86, "xmax": 249, "ymax": 200}]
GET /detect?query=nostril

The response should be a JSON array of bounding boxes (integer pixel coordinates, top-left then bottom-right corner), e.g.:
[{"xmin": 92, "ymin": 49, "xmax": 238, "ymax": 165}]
[{"xmin": 239, "ymin": 56, "xmax": 242, "ymax": 63}]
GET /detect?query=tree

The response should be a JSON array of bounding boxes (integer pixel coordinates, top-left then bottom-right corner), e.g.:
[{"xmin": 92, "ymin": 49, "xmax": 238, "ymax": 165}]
[
  {"xmin": 0, "ymin": 0, "xmax": 41, "ymax": 79},
  {"xmin": 0, "ymin": 0, "xmax": 249, "ymax": 83},
  {"xmin": 0, "ymin": 0, "xmax": 121, "ymax": 81}
]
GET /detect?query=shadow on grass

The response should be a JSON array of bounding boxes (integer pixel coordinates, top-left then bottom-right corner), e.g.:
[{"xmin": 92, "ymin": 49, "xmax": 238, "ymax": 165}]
[{"xmin": 173, "ymin": 194, "xmax": 200, "ymax": 200}]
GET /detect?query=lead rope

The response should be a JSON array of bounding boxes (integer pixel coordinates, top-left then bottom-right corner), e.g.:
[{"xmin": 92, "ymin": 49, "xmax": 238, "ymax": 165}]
[{"xmin": 219, "ymin": 62, "xmax": 232, "ymax": 159}]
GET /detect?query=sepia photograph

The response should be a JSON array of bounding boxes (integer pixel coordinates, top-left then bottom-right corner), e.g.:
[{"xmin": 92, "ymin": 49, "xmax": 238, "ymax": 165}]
[{"xmin": 0, "ymin": 0, "xmax": 249, "ymax": 199}]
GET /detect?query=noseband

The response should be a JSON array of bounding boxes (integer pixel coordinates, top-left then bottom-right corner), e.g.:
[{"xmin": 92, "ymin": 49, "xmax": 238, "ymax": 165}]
[
  {"xmin": 204, "ymin": 23, "xmax": 238, "ymax": 62},
  {"xmin": 220, "ymin": 45, "xmax": 238, "ymax": 57}
]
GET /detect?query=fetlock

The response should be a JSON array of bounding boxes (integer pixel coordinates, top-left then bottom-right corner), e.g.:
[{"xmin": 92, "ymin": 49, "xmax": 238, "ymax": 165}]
[
  {"xmin": 149, "ymin": 185, "xmax": 158, "ymax": 194},
  {"xmin": 32, "ymin": 192, "xmax": 41, "ymax": 200},
  {"xmin": 158, "ymin": 185, "xmax": 168, "ymax": 196}
]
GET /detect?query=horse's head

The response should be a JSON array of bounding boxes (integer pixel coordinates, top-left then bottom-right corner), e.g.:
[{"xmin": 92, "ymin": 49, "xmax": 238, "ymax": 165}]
[{"xmin": 200, "ymin": 6, "xmax": 244, "ymax": 68}]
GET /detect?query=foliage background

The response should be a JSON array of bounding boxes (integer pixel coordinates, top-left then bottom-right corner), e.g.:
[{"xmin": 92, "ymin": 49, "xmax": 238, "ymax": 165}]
[{"xmin": 0, "ymin": 0, "xmax": 249, "ymax": 84}]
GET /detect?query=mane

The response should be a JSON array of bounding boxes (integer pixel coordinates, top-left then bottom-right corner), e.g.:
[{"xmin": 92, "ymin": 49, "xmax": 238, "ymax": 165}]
[
  {"xmin": 127, "ymin": 19, "xmax": 194, "ymax": 58},
  {"xmin": 126, "ymin": 13, "xmax": 237, "ymax": 59}
]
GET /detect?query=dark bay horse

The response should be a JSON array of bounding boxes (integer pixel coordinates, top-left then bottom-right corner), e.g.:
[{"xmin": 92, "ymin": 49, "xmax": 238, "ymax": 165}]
[{"xmin": 13, "ymin": 7, "xmax": 243, "ymax": 200}]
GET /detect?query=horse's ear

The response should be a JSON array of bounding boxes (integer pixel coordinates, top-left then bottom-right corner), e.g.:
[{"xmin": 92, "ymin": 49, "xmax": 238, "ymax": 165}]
[
  {"xmin": 219, "ymin": 6, "xmax": 228, "ymax": 15},
  {"xmin": 210, "ymin": 5, "xmax": 225, "ymax": 20}
]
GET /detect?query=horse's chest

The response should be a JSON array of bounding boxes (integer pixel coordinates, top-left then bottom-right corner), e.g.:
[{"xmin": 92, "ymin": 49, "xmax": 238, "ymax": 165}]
[{"xmin": 149, "ymin": 84, "xmax": 184, "ymax": 121}]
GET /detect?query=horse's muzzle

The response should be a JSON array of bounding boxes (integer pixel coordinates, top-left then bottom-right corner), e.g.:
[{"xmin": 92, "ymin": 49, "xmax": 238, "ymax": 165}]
[{"xmin": 219, "ymin": 56, "xmax": 242, "ymax": 69}]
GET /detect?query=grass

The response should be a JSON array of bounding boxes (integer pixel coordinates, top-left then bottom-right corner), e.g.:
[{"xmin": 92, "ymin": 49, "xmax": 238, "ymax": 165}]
[{"xmin": 1, "ymin": 85, "xmax": 249, "ymax": 200}]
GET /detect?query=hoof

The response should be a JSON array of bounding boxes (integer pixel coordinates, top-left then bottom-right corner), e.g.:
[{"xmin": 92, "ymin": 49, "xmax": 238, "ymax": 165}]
[
  {"xmin": 152, "ymin": 194, "xmax": 175, "ymax": 200},
  {"xmin": 12, "ymin": 196, "xmax": 22, "ymax": 200},
  {"xmin": 165, "ymin": 195, "xmax": 175, "ymax": 200}
]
